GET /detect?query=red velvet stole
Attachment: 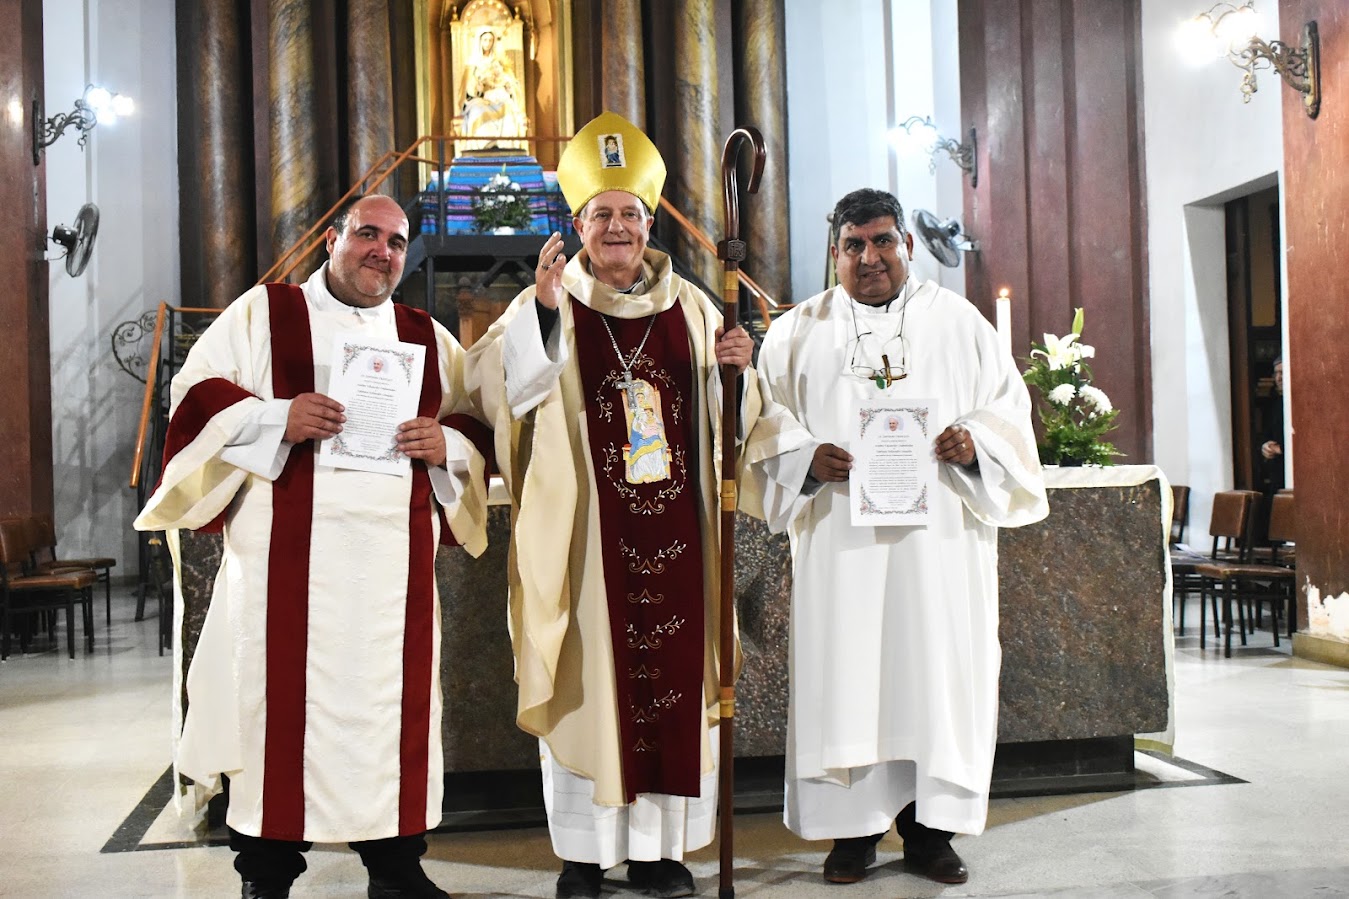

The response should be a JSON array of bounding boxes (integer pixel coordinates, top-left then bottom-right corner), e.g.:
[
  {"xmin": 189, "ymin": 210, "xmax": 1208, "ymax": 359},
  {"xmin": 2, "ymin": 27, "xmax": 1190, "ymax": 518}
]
[{"xmin": 571, "ymin": 299, "xmax": 706, "ymax": 802}]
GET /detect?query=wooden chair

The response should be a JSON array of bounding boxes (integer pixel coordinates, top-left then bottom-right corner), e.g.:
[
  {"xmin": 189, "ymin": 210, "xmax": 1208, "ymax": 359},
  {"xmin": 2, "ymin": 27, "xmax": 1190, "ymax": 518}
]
[
  {"xmin": 1182, "ymin": 490, "xmax": 1257, "ymax": 648},
  {"xmin": 1195, "ymin": 491, "xmax": 1295, "ymax": 657},
  {"xmin": 1170, "ymin": 484, "xmax": 1191, "ymax": 546},
  {"xmin": 28, "ymin": 514, "xmax": 116, "ymax": 626},
  {"xmin": 1170, "ymin": 487, "xmax": 1250, "ymax": 635},
  {"xmin": 0, "ymin": 519, "xmax": 97, "ymax": 660},
  {"xmin": 1167, "ymin": 483, "xmax": 1200, "ymax": 632},
  {"xmin": 1249, "ymin": 489, "xmax": 1296, "ymax": 567}
]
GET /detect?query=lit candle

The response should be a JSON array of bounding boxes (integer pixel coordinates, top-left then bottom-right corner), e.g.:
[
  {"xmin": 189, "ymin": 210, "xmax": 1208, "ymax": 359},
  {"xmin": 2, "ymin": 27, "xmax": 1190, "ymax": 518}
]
[{"xmin": 996, "ymin": 287, "xmax": 1012, "ymax": 358}]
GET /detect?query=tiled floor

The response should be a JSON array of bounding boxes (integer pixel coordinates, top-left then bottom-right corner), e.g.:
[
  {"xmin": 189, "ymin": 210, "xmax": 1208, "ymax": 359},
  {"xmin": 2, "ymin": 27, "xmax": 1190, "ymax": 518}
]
[{"xmin": 2, "ymin": 587, "xmax": 1348, "ymax": 898}]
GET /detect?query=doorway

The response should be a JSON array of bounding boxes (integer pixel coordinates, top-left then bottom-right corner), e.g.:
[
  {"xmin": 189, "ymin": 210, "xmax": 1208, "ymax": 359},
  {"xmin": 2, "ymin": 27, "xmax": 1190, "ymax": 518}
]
[{"xmin": 1224, "ymin": 184, "xmax": 1282, "ymax": 492}]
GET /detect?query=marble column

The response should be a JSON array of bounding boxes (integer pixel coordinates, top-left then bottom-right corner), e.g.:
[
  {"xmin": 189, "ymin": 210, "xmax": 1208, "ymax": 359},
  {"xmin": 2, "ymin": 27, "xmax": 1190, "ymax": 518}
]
[
  {"xmin": 1281, "ymin": 0, "xmax": 1349, "ymax": 665},
  {"xmin": 269, "ymin": 0, "xmax": 322, "ymax": 278},
  {"xmin": 600, "ymin": 0, "xmax": 645, "ymax": 127},
  {"xmin": 194, "ymin": 1, "xmax": 253, "ymax": 307},
  {"xmin": 672, "ymin": 0, "xmax": 721, "ymax": 292},
  {"xmin": 428, "ymin": 0, "xmax": 450, "ymax": 138},
  {"xmin": 347, "ymin": 0, "xmax": 396, "ymax": 190},
  {"xmin": 733, "ymin": 0, "xmax": 790, "ymax": 311},
  {"xmin": 0, "ymin": 0, "xmax": 52, "ymax": 518}
]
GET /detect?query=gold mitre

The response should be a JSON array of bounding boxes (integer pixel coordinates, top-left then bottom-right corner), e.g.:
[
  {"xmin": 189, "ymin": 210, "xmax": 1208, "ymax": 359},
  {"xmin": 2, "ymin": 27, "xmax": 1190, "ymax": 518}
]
[{"xmin": 556, "ymin": 111, "xmax": 666, "ymax": 215}]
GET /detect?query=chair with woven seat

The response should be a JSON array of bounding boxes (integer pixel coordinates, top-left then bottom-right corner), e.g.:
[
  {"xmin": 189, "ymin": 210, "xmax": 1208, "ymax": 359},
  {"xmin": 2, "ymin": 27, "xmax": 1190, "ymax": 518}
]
[
  {"xmin": 28, "ymin": 514, "xmax": 116, "ymax": 627},
  {"xmin": 0, "ymin": 519, "xmax": 97, "ymax": 659},
  {"xmin": 1195, "ymin": 491, "xmax": 1295, "ymax": 657}
]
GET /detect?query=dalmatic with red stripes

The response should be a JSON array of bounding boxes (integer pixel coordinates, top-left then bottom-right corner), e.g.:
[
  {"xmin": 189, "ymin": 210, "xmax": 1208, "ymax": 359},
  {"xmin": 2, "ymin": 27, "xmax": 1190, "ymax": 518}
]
[{"xmin": 157, "ymin": 281, "xmax": 460, "ymax": 841}]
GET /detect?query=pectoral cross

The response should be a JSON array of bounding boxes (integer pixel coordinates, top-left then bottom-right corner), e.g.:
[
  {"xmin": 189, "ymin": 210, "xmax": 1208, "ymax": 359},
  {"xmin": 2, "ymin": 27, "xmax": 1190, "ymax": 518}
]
[
  {"xmin": 874, "ymin": 353, "xmax": 907, "ymax": 389},
  {"xmin": 616, "ymin": 372, "xmax": 641, "ymax": 408}
]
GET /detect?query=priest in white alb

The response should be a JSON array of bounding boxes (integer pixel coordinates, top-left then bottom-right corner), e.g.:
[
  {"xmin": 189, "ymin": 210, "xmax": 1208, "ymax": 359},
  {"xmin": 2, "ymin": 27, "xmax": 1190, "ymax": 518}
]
[
  {"xmin": 135, "ymin": 195, "xmax": 488, "ymax": 899},
  {"xmin": 741, "ymin": 188, "xmax": 1048, "ymax": 888}
]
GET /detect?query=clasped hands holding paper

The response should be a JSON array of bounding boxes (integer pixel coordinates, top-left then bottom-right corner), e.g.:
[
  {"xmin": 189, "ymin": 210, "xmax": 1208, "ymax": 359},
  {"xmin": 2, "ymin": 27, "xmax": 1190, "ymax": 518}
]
[
  {"xmin": 286, "ymin": 333, "xmax": 444, "ymax": 474},
  {"xmin": 810, "ymin": 398, "xmax": 979, "ymax": 528},
  {"xmin": 285, "ymin": 395, "xmax": 445, "ymax": 466}
]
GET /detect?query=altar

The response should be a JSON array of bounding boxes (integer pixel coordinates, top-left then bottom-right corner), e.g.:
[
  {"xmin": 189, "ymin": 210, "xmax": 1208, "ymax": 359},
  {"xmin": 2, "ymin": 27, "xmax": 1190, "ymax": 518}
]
[{"xmin": 169, "ymin": 465, "xmax": 1172, "ymax": 811}]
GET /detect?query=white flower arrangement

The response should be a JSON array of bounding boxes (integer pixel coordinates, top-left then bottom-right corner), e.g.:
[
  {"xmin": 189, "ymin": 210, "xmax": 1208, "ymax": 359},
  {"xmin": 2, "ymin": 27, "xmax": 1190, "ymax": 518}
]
[
  {"xmin": 1022, "ymin": 308, "xmax": 1120, "ymax": 466},
  {"xmin": 472, "ymin": 168, "xmax": 532, "ymax": 233}
]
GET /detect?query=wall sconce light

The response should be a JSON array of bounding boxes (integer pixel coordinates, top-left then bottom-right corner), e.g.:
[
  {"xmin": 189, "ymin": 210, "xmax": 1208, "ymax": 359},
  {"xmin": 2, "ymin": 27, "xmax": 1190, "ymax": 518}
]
[
  {"xmin": 1178, "ymin": 2, "xmax": 1319, "ymax": 118},
  {"xmin": 32, "ymin": 84, "xmax": 135, "ymax": 165},
  {"xmin": 890, "ymin": 116, "xmax": 978, "ymax": 187}
]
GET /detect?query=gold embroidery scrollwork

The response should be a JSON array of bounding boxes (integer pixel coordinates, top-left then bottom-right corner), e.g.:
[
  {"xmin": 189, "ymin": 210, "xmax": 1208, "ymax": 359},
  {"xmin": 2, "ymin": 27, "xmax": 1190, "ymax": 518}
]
[
  {"xmin": 629, "ymin": 690, "xmax": 683, "ymax": 724},
  {"xmin": 618, "ymin": 538, "xmax": 689, "ymax": 574}
]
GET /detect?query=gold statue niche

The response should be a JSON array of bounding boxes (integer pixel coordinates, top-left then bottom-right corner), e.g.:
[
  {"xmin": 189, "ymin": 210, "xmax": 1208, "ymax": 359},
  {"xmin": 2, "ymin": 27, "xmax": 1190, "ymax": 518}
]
[{"xmin": 449, "ymin": 0, "xmax": 530, "ymax": 155}]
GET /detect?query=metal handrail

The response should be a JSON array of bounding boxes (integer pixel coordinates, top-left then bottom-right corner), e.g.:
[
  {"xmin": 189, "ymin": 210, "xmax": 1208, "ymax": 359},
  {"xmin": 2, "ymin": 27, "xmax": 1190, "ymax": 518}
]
[
  {"xmin": 128, "ymin": 303, "xmax": 224, "ymax": 489},
  {"xmin": 258, "ymin": 134, "xmax": 782, "ymax": 325},
  {"xmin": 657, "ymin": 196, "xmax": 780, "ymax": 329},
  {"xmin": 257, "ymin": 134, "xmax": 574, "ymax": 285}
]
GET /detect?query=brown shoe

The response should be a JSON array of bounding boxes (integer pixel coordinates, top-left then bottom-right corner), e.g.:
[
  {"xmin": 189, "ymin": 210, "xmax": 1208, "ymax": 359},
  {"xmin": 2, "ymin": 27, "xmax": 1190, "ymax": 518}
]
[
  {"xmin": 822, "ymin": 834, "xmax": 885, "ymax": 884},
  {"xmin": 902, "ymin": 839, "xmax": 968, "ymax": 884}
]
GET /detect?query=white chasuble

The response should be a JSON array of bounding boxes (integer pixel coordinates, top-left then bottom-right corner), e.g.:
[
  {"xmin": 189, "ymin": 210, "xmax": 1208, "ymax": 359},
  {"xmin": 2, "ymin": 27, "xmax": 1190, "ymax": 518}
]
[
  {"xmin": 136, "ymin": 266, "xmax": 486, "ymax": 842},
  {"xmin": 742, "ymin": 279, "xmax": 1047, "ymax": 838}
]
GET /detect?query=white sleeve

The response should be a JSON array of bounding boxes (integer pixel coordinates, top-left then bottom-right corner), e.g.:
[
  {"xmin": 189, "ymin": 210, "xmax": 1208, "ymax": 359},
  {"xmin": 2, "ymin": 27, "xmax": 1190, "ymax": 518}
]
[
  {"xmin": 503, "ymin": 302, "xmax": 569, "ymax": 418},
  {"xmin": 426, "ymin": 426, "xmax": 474, "ymax": 511},
  {"xmin": 218, "ymin": 398, "xmax": 294, "ymax": 480}
]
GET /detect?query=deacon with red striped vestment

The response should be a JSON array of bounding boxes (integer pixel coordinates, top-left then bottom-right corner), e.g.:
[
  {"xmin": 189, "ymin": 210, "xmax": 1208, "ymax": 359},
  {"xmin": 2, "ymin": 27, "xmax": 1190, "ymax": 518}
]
[{"xmin": 135, "ymin": 196, "xmax": 486, "ymax": 899}]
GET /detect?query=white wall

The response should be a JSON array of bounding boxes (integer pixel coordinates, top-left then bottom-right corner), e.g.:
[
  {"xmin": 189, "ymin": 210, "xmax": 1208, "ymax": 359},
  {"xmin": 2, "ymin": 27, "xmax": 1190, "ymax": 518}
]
[
  {"xmin": 44, "ymin": 0, "xmax": 179, "ymax": 575},
  {"xmin": 785, "ymin": 0, "xmax": 965, "ymax": 302},
  {"xmin": 1140, "ymin": 0, "xmax": 1285, "ymax": 539}
]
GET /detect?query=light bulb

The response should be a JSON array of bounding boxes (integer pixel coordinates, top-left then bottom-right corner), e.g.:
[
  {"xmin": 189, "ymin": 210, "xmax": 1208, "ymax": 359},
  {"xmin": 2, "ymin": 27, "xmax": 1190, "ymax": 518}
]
[{"xmin": 84, "ymin": 86, "xmax": 112, "ymax": 111}]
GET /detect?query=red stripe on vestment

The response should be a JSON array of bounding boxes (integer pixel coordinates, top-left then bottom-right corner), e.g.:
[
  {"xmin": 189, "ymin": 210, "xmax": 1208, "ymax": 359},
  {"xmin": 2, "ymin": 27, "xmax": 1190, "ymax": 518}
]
[
  {"xmin": 157, "ymin": 375, "xmax": 257, "ymax": 529},
  {"xmin": 162, "ymin": 378, "xmax": 257, "ymax": 469},
  {"xmin": 260, "ymin": 283, "xmax": 315, "ymax": 841},
  {"xmin": 158, "ymin": 378, "xmax": 258, "ymax": 532},
  {"xmin": 394, "ymin": 304, "xmax": 438, "ymax": 833}
]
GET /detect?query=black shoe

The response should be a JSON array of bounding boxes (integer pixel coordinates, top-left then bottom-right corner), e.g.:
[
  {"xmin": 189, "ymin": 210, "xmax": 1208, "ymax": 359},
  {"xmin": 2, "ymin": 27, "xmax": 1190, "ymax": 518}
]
[
  {"xmin": 367, "ymin": 869, "xmax": 451, "ymax": 898},
  {"xmin": 627, "ymin": 859, "xmax": 696, "ymax": 898},
  {"xmin": 822, "ymin": 834, "xmax": 885, "ymax": 884},
  {"xmin": 902, "ymin": 839, "xmax": 969, "ymax": 884},
  {"xmin": 556, "ymin": 861, "xmax": 603, "ymax": 899},
  {"xmin": 241, "ymin": 882, "xmax": 291, "ymax": 899}
]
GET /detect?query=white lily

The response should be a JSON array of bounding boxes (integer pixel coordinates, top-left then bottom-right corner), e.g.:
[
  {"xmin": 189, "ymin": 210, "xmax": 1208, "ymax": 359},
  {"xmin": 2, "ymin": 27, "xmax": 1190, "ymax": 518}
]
[{"xmin": 1031, "ymin": 332, "xmax": 1081, "ymax": 371}]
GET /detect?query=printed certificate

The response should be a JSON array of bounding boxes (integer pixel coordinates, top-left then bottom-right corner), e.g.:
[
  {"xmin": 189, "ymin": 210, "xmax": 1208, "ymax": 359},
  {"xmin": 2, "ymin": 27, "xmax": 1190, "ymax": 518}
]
[
  {"xmin": 849, "ymin": 398, "xmax": 937, "ymax": 526},
  {"xmin": 318, "ymin": 332, "xmax": 425, "ymax": 476}
]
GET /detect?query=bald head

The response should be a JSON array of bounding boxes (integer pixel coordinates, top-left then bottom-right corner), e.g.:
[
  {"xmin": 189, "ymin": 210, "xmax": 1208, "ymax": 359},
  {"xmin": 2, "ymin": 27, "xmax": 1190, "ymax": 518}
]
[{"xmin": 324, "ymin": 195, "xmax": 410, "ymax": 308}]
